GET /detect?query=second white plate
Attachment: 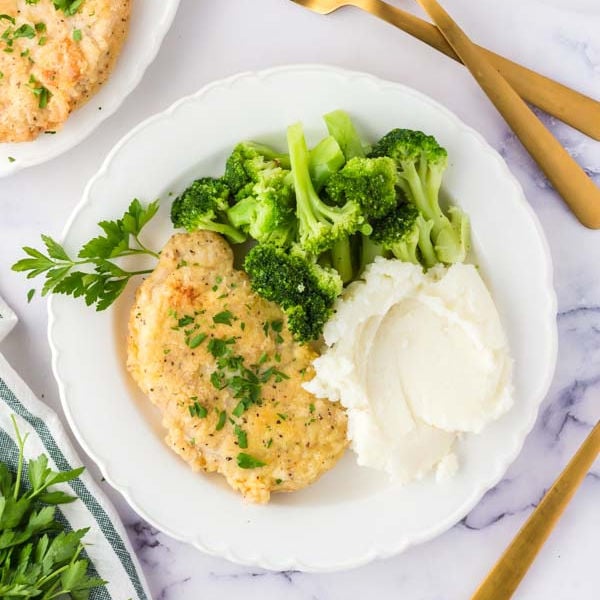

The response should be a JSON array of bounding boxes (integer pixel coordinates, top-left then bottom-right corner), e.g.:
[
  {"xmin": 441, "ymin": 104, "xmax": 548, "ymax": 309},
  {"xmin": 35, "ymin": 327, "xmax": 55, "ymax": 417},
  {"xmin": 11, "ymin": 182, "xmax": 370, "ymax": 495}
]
[
  {"xmin": 48, "ymin": 65, "xmax": 558, "ymax": 572},
  {"xmin": 0, "ymin": 1, "xmax": 180, "ymax": 177}
]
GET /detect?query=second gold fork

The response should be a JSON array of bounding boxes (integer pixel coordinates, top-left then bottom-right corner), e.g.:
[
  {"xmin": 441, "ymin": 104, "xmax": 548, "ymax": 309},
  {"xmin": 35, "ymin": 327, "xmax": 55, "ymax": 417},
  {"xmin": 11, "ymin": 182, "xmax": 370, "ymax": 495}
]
[{"xmin": 290, "ymin": 0, "xmax": 600, "ymax": 142}]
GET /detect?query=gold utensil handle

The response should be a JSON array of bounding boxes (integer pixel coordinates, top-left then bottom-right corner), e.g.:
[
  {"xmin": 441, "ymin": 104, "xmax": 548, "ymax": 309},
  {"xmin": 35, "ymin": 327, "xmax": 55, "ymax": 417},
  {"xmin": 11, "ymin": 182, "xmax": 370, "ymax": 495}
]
[
  {"xmin": 413, "ymin": 0, "xmax": 600, "ymax": 228},
  {"xmin": 472, "ymin": 421, "xmax": 600, "ymax": 600},
  {"xmin": 352, "ymin": 0, "xmax": 600, "ymax": 142}
]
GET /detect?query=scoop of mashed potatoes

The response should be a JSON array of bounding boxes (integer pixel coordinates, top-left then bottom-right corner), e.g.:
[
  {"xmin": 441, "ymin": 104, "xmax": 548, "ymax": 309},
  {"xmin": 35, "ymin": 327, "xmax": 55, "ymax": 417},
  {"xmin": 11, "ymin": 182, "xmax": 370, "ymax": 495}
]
[
  {"xmin": 304, "ymin": 259, "xmax": 513, "ymax": 484},
  {"xmin": 0, "ymin": 0, "xmax": 131, "ymax": 142}
]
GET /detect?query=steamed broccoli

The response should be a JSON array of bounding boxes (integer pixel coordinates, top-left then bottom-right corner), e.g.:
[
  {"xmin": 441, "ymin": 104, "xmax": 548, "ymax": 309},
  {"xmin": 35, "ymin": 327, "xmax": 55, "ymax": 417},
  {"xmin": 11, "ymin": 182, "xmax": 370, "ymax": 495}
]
[
  {"xmin": 227, "ymin": 164, "xmax": 296, "ymax": 247},
  {"xmin": 287, "ymin": 122, "xmax": 370, "ymax": 257},
  {"xmin": 370, "ymin": 202, "xmax": 437, "ymax": 267},
  {"xmin": 323, "ymin": 109, "xmax": 367, "ymax": 160},
  {"xmin": 370, "ymin": 129, "xmax": 470, "ymax": 264},
  {"xmin": 223, "ymin": 141, "xmax": 290, "ymax": 198},
  {"xmin": 170, "ymin": 177, "xmax": 246, "ymax": 244},
  {"xmin": 325, "ymin": 156, "xmax": 398, "ymax": 219},
  {"xmin": 244, "ymin": 244, "xmax": 343, "ymax": 342}
]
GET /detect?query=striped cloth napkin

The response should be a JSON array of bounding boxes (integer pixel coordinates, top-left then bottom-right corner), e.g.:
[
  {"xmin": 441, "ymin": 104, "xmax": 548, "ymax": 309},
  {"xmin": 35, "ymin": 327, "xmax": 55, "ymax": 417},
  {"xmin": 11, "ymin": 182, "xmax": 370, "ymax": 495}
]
[{"xmin": 0, "ymin": 297, "xmax": 151, "ymax": 600}]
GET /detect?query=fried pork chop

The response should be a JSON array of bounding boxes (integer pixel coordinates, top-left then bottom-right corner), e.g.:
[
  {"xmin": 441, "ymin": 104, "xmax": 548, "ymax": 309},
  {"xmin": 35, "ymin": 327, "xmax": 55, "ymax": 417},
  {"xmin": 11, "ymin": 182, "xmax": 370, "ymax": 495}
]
[
  {"xmin": 0, "ymin": 0, "xmax": 131, "ymax": 142},
  {"xmin": 127, "ymin": 232, "xmax": 348, "ymax": 503}
]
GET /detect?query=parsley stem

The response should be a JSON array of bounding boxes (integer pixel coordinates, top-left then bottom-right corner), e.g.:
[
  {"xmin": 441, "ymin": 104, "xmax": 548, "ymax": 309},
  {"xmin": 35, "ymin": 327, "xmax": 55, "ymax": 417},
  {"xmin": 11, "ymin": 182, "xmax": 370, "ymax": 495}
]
[
  {"xmin": 39, "ymin": 545, "xmax": 83, "ymax": 597},
  {"xmin": 10, "ymin": 415, "xmax": 28, "ymax": 500},
  {"xmin": 134, "ymin": 235, "xmax": 160, "ymax": 258}
]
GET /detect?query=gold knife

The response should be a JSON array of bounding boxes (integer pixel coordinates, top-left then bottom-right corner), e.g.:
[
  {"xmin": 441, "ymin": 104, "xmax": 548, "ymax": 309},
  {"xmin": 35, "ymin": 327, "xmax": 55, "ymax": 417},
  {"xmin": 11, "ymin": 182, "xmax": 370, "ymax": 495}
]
[{"xmin": 472, "ymin": 421, "xmax": 600, "ymax": 599}]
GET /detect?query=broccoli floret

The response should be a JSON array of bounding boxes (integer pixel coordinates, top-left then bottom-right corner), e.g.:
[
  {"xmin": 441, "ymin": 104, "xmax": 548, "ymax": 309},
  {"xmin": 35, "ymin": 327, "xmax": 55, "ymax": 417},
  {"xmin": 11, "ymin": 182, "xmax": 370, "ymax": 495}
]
[
  {"xmin": 223, "ymin": 141, "xmax": 290, "ymax": 197},
  {"xmin": 228, "ymin": 166, "xmax": 296, "ymax": 247},
  {"xmin": 170, "ymin": 177, "xmax": 246, "ymax": 244},
  {"xmin": 370, "ymin": 129, "xmax": 470, "ymax": 264},
  {"xmin": 287, "ymin": 122, "xmax": 370, "ymax": 257},
  {"xmin": 244, "ymin": 244, "xmax": 343, "ymax": 342},
  {"xmin": 370, "ymin": 202, "xmax": 437, "ymax": 268},
  {"xmin": 325, "ymin": 156, "xmax": 398, "ymax": 219},
  {"xmin": 309, "ymin": 135, "xmax": 345, "ymax": 191},
  {"xmin": 323, "ymin": 109, "xmax": 367, "ymax": 160}
]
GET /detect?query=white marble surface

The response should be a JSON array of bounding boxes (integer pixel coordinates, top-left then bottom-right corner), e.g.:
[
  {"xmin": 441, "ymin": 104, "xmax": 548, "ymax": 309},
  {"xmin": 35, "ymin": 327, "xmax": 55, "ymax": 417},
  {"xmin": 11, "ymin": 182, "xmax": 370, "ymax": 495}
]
[{"xmin": 1, "ymin": 0, "xmax": 600, "ymax": 598}]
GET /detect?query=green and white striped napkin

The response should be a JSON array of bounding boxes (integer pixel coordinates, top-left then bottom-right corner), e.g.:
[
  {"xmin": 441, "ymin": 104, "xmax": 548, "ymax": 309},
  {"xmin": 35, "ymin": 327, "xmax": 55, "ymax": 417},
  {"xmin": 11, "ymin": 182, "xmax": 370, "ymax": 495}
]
[{"xmin": 0, "ymin": 297, "xmax": 151, "ymax": 600}]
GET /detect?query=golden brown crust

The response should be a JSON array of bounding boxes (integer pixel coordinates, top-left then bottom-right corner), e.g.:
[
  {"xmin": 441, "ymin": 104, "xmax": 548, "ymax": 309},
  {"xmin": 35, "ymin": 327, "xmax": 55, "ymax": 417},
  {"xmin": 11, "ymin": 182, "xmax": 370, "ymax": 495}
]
[
  {"xmin": 0, "ymin": 0, "xmax": 131, "ymax": 142},
  {"xmin": 127, "ymin": 232, "xmax": 348, "ymax": 503}
]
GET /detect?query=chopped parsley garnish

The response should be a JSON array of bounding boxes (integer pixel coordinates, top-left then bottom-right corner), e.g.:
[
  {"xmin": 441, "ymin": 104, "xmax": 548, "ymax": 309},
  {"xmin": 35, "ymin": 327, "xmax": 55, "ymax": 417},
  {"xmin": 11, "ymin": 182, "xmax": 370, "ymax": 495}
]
[
  {"xmin": 275, "ymin": 478, "xmax": 283, "ymax": 485},
  {"xmin": 189, "ymin": 401, "xmax": 207, "ymax": 419},
  {"xmin": 309, "ymin": 403, "xmax": 315, "ymax": 413},
  {"xmin": 187, "ymin": 333, "xmax": 207, "ymax": 349},
  {"xmin": 72, "ymin": 28, "xmax": 82, "ymax": 41},
  {"xmin": 271, "ymin": 320, "xmax": 283, "ymax": 333},
  {"xmin": 237, "ymin": 453, "xmax": 266, "ymax": 469},
  {"xmin": 178, "ymin": 315, "xmax": 194, "ymax": 327},
  {"xmin": 13, "ymin": 24, "xmax": 35, "ymax": 39},
  {"xmin": 35, "ymin": 22, "xmax": 46, "ymax": 33},
  {"xmin": 51, "ymin": 0, "xmax": 85, "ymax": 16},
  {"xmin": 215, "ymin": 410, "xmax": 227, "ymax": 431},
  {"xmin": 232, "ymin": 401, "xmax": 245, "ymax": 417},
  {"xmin": 208, "ymin": 337, "xmax": 233, "ymax": 358},
  {"xmin": 0, "ymin": 14, "xmax": 15, "ymax": 24},
  {"xmin": 8, "ymin": 156, "xmax": 15, "ymax": 163},
  {"xmin": 234, "ymin": 425, "xmax": 248, "ymax": 449},
  {"xmin": 28, "ymin": 75, "xmax": 51, "ymax": 109},
  {"xmin": 277, "ymin": 413, "xmax": 288, "ymax": 421},
  {"xmin": 210, "ymin": 371, "xmax": 227, "ymax": 390},
  {"xmin": 213, "ymin": 310, "xmax": 234, "ymax": 326}
]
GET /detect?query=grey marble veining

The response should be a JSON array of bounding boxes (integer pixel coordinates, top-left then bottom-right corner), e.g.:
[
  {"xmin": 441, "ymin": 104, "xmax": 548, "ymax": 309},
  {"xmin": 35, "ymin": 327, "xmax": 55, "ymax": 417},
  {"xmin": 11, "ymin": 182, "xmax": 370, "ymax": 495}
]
[{"xmin": 0, "ymin": 0, "xmax": 599, "ymax": 598}]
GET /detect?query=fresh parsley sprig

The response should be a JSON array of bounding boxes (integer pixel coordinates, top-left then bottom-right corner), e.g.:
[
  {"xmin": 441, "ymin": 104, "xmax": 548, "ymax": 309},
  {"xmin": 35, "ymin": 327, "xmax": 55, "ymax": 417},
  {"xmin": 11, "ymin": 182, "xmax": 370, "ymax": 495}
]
[
  {"xmin": 12, "ymin": 199, "xmax": 160, "ymax": 311},
  {"xmin": 0, "ymin": 416, "xmax": 106, "ymax": 598}
]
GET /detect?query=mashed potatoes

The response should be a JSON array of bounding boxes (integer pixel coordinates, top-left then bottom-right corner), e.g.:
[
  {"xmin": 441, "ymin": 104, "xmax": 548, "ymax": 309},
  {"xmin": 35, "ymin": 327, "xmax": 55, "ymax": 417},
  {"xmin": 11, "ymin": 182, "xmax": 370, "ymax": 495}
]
[{"xmin": 304, "ymin": 259, "xmax": 513, "ymax": 484}]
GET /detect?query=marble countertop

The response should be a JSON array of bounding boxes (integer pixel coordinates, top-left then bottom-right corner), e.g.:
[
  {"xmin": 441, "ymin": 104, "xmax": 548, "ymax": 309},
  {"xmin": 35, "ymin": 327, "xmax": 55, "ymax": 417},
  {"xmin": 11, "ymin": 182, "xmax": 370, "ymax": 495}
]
[{"xmin": 1, "ymin": 0, "xmax": 599, "ymax": 598}]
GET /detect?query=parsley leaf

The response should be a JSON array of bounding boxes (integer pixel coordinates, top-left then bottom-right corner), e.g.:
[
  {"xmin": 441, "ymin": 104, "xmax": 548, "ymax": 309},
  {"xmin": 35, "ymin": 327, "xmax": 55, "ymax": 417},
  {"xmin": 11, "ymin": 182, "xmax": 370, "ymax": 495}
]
[
  {"xmin": 237, "ymin": 453, "xmax": 266, "ymax": 469},
  {"xmin": 51, "ymin": 0, "xmax": 85, "ymax": 16},
  {"xmin": 213, "ymin": 310, "xmax": 234, "ymax": 326}
]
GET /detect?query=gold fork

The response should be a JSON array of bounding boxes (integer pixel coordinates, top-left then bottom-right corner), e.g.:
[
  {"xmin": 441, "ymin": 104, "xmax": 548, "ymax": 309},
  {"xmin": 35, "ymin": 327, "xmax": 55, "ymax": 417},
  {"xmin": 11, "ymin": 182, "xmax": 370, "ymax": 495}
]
[{"xmin": 289, "ymin": 0, "xmax": 600, "ymax": 142}]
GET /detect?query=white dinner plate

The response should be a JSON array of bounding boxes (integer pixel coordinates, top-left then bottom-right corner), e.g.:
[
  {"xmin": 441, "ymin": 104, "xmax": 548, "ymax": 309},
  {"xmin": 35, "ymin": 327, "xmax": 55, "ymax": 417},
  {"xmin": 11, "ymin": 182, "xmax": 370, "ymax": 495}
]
[
  {"xmin": 48, "ymin": 65, "xmax": 558, "ymax": 572},
  {"xmin": 0, "ymin": 1, "xmax": 180, "ymax": 178}
]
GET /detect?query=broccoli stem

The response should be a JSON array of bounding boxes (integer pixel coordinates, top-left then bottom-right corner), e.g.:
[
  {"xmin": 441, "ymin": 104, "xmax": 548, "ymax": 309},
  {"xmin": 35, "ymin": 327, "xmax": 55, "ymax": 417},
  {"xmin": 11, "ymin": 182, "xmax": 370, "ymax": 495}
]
[
  {"xmin": 309, "ymin": 136, "xmax": 345, "ymax": 190},
  {"xmin": 331, "ymin": 237, "xmax": 354, "ymax": 283},
  {"xmin": 359, "ymin": 234, "xmax": 384, "ymax": 274},
  {"xmin": 201, "ymin": 220, "xmax": 247, "ymax": 244},
  {"xmin": 416, "ymin": 217, "xmax": 437, "ymax": 268},
  {"xmin": 324, "ymin": 110, "xmax": 366, "ymax": 160},
  {"xmin": 288, "ymin": 122, "xmax": 322, "ymax": 236}
]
